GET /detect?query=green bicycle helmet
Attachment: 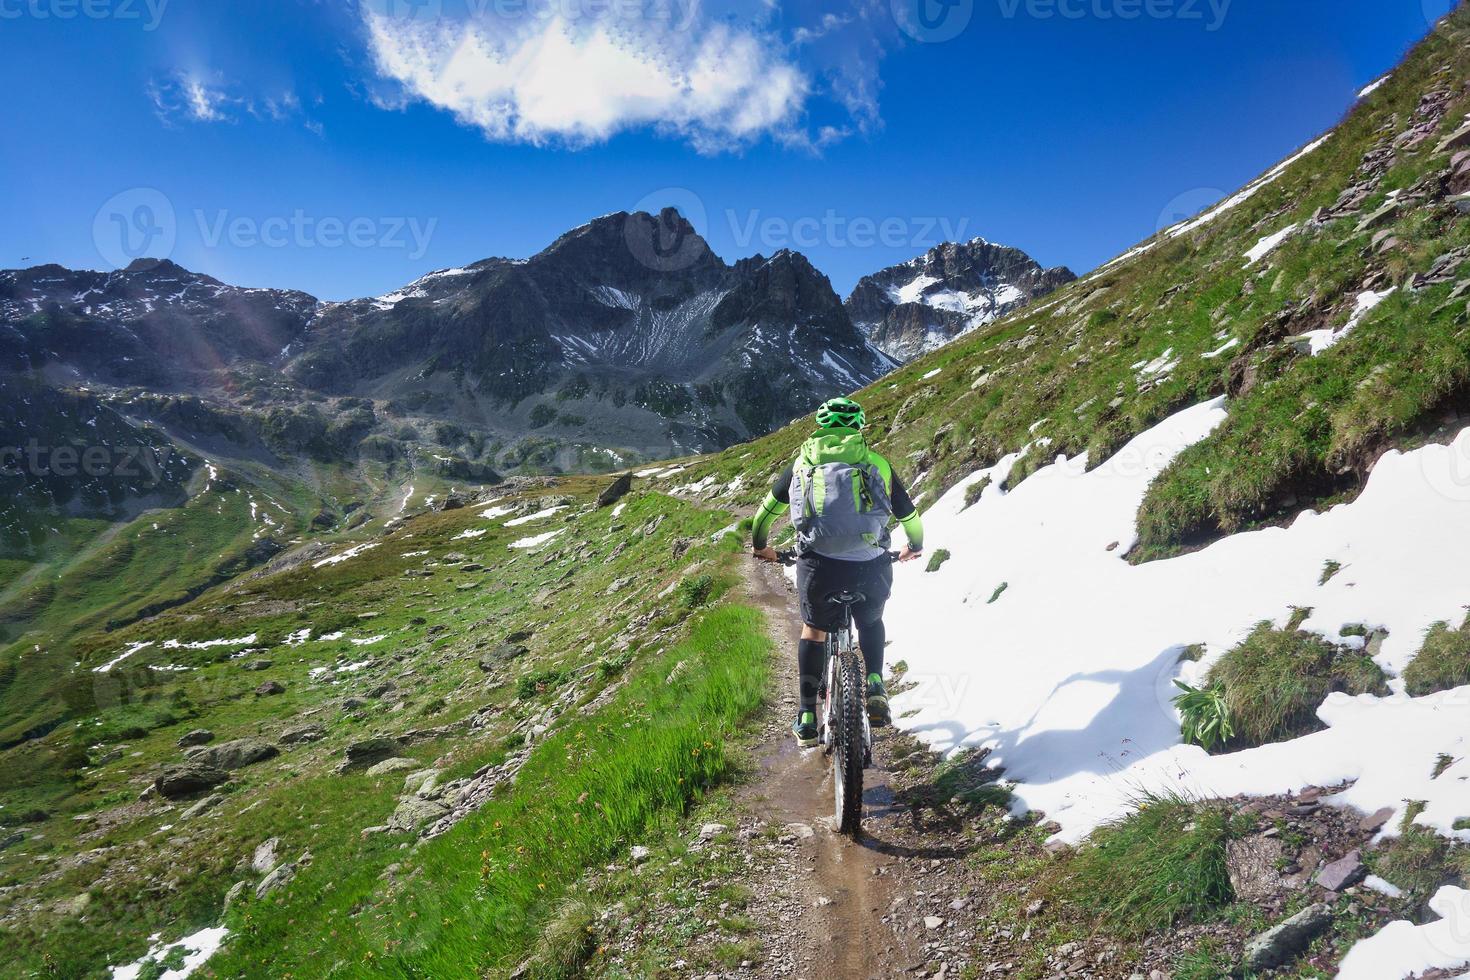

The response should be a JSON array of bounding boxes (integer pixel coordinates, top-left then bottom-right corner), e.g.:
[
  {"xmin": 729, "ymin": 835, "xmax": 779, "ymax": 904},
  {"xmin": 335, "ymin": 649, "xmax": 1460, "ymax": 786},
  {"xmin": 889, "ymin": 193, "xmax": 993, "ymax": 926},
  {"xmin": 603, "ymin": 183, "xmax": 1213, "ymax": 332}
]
[{"xmin": 815, "ymin": 397, "xmax": 865, "ymax": 430}]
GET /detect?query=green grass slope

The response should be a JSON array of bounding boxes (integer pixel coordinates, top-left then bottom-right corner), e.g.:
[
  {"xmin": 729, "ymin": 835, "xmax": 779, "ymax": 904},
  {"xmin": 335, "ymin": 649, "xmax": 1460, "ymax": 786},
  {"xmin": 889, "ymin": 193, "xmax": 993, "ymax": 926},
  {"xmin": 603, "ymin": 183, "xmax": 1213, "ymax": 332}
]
[
  {"xmin": 0, "ymin": 471, "xmax": 767, "ymax": 978},
  {"xmin": 679, "ymin": 8, "xmax": 1470, "ymax": 559}
]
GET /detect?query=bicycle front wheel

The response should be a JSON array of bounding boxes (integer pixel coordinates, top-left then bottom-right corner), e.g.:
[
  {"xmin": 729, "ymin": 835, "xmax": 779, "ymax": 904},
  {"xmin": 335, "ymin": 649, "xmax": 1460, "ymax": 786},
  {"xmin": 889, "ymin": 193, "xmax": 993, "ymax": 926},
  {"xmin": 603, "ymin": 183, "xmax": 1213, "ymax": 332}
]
[{"xmin": 832, "ymin": 648, "xmax": 866, "ymax": 836}]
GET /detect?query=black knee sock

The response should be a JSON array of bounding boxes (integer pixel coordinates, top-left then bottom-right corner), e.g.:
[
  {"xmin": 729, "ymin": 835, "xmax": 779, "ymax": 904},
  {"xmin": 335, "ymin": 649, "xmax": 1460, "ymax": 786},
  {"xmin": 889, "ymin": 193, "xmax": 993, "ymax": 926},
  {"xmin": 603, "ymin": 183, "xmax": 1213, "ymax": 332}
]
[
  {"xmin": 797, "ymin": 639, "xmax": 825, "ymax": 714},
  {"xmin": 856, "ymin": 619, "xmax": 886, "ymax": 680}
]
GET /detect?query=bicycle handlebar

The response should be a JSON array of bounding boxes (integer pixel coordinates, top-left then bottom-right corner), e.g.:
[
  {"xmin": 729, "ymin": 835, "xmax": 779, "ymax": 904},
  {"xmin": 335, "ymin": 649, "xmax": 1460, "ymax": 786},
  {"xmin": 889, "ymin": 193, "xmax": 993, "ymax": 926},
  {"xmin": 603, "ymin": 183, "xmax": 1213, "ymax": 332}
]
[{"xmin": 770, "ymin": 550, "xmax": 904, "ymax": 565}]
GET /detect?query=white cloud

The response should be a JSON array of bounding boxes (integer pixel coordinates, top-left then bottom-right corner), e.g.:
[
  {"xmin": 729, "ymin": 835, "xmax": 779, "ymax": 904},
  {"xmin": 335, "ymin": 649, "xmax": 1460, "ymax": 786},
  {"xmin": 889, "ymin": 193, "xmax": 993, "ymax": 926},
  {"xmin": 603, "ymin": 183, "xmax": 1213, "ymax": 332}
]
[
  {"xmin": 361, "ymin": 5, "xmax": 825, "ymax": 150},
  {"xmin": 147, "ymin": 71, "xmax": 321, "ymax": 133},
  {"xmin": 148, "ymin": 72, "xmax": 233, "ymax": 123}
]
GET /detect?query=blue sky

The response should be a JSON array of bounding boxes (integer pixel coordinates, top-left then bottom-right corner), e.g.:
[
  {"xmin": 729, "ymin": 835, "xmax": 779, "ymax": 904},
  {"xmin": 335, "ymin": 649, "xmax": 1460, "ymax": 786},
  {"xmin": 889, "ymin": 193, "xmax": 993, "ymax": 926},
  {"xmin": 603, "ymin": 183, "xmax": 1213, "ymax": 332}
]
[{"xmin": 0, "ymin": 0, "xmax": 1455, "ymax": 300}]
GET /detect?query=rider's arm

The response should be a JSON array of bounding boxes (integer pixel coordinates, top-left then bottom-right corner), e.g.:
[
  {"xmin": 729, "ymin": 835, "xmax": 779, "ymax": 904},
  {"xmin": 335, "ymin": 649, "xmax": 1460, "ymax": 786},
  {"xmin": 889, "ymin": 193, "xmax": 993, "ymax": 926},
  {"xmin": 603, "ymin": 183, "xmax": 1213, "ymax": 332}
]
[
  {"xmin": 889, "ymin": 471, "xmax": 924, "ymax": 551},
  {"xmin": 751, "ymin": 464, "xmax": 793, "ymax": 551}
]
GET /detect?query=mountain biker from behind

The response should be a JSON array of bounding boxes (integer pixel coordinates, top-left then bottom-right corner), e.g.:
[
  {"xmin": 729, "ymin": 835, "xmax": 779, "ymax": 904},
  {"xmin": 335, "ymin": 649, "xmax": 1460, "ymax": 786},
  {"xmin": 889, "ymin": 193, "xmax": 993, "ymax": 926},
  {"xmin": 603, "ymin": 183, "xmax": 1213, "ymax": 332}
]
[{"xmin": 750, "ymin": 397, "xmax": 925, "ymax": 747}]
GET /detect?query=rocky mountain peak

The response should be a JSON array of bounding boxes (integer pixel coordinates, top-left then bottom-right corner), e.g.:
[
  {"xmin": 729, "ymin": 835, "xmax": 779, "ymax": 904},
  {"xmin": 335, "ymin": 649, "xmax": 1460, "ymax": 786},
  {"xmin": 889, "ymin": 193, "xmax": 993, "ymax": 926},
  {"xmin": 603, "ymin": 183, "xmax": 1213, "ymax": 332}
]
[{"xmin": 847, "ymin": 238, "xmax": 1075, "ymax": 361}]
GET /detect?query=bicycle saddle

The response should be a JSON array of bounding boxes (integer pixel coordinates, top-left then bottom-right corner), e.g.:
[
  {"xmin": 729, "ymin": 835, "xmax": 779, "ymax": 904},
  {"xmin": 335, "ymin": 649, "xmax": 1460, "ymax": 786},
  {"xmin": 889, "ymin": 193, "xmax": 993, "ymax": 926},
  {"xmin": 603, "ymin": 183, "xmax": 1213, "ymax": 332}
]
[{"xmin": 826, "ymin": 590, "xmax": 866, "ymax": 605}]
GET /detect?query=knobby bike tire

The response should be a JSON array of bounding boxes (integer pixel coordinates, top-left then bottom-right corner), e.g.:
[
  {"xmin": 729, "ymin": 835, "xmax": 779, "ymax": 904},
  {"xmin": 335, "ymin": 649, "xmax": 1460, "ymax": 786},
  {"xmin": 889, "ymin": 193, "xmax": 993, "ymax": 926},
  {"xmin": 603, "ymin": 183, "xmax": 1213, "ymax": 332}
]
[{"xmin": 834, "ymin": 646, "xmax": 866, "ymax": 836}]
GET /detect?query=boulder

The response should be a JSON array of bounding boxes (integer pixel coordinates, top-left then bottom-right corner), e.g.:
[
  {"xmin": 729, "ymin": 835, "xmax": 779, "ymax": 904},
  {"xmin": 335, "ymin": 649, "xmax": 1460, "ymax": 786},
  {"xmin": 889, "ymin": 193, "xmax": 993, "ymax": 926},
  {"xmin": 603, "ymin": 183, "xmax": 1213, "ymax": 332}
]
[
  {"xmin": 181, "ymin": 794, "xmax": 225, "ymax": 820},
  {"xmin": 1438, "ymin": 122, "xmax": 1470, "ymax": 154},
  {"xmin": 177, "ymin": 729, "xmax": 215, "ymax": 748},
  {"xmin": 252, "ymin": 837, "xmax": 282, "ymax": 874},
  {"xmin": 1243, "ymin": 903, "xmax": 1333, "ymax": 971},
  {"xmin": 242, "ymin": 659, "xmax": 274, "ymax": 672},
  {"xmin": 402, "ymin": 769, "xmax": 441, "ymax": 797},
  {"xmin": 188, "ymin": 738, "xmax": 279, "ymax": 772},
  {"xmin": 1355, "ymin": 200, "xmax": 1400, "ymax": 234},
  {"xmin": 1360, "ymin": 807, "xmax": 1395, "ymax": 834},
  {"xmin": 366, "ymin": 757, "xmax": 418, "ymax": 777},
  {"xmin": 279, "ymin": 724, "xmax": 327, "ymax": 745},
  {"xmin": 155, "ymin": 764, "xmax": 229, "ymax": 800},
  {"xmin": 387, "ymin": 797, "xmax": 450, "ymax": 832},
  {"xmin": 341, "ymin": 736, "xmax": 404, "ymax": 770},
  {"xmin": 255, "ymin": 860, "xmax": 298, "ymax": 899},
  {"xmin": 1317, "ymin": 849, "xmax": 1368, "ymax": 892},
  {"xmin": 478, "ymin": 643, "xmax": 528, "ymax": 671},
  {"xmin": 255, "ymin": 680, "xmax": 287, "ymax": 696},
  {"xmin": 223, "ymin": 880, "xmax": 249, "ymax": 913},
  {"xmin": 597, "ymin": 473, "xmax": 633, "ymax": 507}
]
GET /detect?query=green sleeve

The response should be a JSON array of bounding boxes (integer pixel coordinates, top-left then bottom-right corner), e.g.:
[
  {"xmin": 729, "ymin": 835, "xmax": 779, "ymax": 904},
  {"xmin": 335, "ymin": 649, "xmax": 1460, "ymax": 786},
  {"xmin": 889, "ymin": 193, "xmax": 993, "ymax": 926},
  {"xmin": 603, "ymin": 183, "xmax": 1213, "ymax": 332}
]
[
  {"xmin": 898, "ymin": 510, "xmax": 924, "ymax": 551},
  {"xmin": 751, "ymin": 492, "xmax": 789, "ymax": 550}
]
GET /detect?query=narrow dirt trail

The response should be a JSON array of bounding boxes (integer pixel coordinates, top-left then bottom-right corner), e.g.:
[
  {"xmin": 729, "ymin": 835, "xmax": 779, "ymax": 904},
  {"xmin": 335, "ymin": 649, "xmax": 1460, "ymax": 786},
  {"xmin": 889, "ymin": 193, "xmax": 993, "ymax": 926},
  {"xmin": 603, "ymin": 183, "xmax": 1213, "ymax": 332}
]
[{"xmin": 734, "ymin": 558, "xmax": 950, "ymax": 980}]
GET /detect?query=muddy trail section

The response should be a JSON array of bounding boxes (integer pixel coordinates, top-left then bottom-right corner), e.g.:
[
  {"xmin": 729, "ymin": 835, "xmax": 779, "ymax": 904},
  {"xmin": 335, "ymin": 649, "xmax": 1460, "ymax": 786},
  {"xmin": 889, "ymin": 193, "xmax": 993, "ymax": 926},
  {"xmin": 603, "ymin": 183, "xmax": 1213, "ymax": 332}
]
[{"xmin": 730, "ymin": 558, "xmax": 1001, "ymax": 980}]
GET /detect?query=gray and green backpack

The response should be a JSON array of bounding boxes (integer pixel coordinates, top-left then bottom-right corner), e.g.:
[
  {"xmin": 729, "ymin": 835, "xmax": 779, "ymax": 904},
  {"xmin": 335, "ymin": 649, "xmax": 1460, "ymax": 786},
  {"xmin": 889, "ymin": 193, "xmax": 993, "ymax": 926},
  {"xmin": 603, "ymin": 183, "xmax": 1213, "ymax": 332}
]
[{"xmin": 788, "ymin": 428, "xmax": 895, "ymax": 561}]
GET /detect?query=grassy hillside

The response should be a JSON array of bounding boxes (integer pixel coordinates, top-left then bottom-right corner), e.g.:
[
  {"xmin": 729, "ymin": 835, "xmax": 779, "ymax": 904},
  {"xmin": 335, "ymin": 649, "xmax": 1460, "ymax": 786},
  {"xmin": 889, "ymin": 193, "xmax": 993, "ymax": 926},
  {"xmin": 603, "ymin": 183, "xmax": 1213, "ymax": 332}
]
[
  {"xmin": 0, "ymin": 469, "xmax": 768, "ymax": 977},
  {"xmin": 676, "ymin": 8, "xmax": 1470, "ymax": 562}
]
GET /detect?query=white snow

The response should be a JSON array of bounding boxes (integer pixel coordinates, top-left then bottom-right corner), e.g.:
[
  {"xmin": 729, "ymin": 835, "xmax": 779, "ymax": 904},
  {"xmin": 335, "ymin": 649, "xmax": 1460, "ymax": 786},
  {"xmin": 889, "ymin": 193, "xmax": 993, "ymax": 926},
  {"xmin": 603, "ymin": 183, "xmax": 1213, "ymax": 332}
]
[
  {"xmin": 611, "ymin": 502, "xmax": 627, "ymax": 518},
  {"xmin": 452, "ymin": 528, "xmax": 487, "ymax": 540},
  {"xmin": 505, "ymin": 506, "xmax": 567, "ymax": 527},
  {"xmin": 109, "ymin": 926, "xmax": 228, "ymax": 980},
  {"xmin": 889, "ymin": 274, "xmax": 940, "ymax": 306},
  {"xmin": 1244, "ymin": 223, "xmax": 1300, "ymax": 266},
  {"xmin": 1200, "ymin": 338, "xmax": 1240, "ymax": 360},
  {"xmin": 1300, "ymin": 287, "xmax": 1397, "ymax": 355},
  {"xmin": 1358, "ymin": 75, "xmax": 1391, "ymax": 99},
  {"xmin": 509, "ymin": 529, "xmax": 564, "ymax": 549},
  {"xmin": 350, "ymin": 635, "xmax": 386, "ymax": 646},
  {"xmin": 1364, "ymin": 875, "xmax": 1405, "ymax": 899},
  {"xmin": 1339, "ymin": 886, "xmax": 1470, "ymax": 978},
  {"xmin": 1168, "ymin": 136, "xmax": 1330, "ymax": 238},
  {"xmin": 887, "ymin": 399, "xmax": 1470, "ymax": 853},
  {"xmin": 94, "ymin": 641, "xmax": 155, "ymax": 673},
  {"xmin": 479, "ymin": 505, "xmax": 514, "ymax": 519},
  {"xmin": 312, "ymin": 542, "xmax": 380, "ymax": 568},
  {"xmin": 160, "ymin": 635, "xmax": 258, "ymax": 651},
  {"xmin": 921, "ymin": 368, "xmax": 942, "ymax": 380}
]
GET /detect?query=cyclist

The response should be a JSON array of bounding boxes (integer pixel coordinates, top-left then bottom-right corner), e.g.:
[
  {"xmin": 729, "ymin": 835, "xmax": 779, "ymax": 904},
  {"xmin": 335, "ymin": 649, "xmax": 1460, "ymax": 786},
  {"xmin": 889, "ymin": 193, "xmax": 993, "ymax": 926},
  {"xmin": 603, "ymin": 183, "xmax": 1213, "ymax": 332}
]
[{"xmin": 750, "ymin": 397, "xmax": 925, "ymax": 747}]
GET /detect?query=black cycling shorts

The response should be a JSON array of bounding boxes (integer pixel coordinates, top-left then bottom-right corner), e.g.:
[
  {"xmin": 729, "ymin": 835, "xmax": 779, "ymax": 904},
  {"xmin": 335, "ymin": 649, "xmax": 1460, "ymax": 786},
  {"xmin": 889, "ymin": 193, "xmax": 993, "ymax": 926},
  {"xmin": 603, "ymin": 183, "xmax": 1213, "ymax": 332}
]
[{"xmin": 796, "ymin": 553, "xmax": 892, "ymax": 632}]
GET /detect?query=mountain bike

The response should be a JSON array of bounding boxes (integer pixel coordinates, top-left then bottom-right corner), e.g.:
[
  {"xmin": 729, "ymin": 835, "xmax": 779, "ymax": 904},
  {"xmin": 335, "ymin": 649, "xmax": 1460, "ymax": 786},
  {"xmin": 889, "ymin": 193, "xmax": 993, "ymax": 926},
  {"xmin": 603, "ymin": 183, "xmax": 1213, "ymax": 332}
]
[{"xmin": 777, "ymin": 551, "xmax": 898, "ymax": 837}]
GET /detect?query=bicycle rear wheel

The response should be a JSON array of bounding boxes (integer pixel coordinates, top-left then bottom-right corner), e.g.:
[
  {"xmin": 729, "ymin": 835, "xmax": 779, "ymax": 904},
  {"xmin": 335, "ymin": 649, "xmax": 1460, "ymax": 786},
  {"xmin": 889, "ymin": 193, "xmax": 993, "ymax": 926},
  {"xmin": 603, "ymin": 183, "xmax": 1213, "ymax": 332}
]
[{"xmin": 832, "ymin": 646, "xmax": 866, "ymax": 836}]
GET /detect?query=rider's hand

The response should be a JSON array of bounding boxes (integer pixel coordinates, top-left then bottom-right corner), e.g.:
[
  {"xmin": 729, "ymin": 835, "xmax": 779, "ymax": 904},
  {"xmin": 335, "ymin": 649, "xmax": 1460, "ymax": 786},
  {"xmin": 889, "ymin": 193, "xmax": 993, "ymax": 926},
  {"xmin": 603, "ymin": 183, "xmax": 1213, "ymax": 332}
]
[
  {"xmin": 897, "ymin": 546, "xmax": 923, "ymax": 563},
  {"xmin": 752, "ymin": 546, "xmax": 780, "ymax": 563}
]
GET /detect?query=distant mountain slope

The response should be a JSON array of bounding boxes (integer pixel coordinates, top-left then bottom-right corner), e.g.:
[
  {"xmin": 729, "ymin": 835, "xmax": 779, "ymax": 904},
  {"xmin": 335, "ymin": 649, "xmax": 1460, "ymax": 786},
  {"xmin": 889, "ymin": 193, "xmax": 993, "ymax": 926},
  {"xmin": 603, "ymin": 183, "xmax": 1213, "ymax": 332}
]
[
  {"xmin": 845, "ymin": 238, "xmax": 1075, "ymax": 361},
  {"xmin": 289, "ymin": 208, "xmax": 894, "ymax": 458}
]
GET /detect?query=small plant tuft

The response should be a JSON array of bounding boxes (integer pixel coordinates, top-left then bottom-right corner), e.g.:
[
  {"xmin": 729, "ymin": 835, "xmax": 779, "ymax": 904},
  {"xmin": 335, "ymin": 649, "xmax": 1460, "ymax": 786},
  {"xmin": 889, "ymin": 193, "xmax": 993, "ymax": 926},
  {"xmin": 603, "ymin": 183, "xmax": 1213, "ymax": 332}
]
[
  {"xmin": 1172, "ymin": 681, "xmax": 1235, "ymax": 752},
  {"xmin": 925, "ymin": 549, "xmax": 952, "ymax": 573},
  {"xmin": 1404, "ymin": 617, "xmax": 1470, "ymax": 696}
]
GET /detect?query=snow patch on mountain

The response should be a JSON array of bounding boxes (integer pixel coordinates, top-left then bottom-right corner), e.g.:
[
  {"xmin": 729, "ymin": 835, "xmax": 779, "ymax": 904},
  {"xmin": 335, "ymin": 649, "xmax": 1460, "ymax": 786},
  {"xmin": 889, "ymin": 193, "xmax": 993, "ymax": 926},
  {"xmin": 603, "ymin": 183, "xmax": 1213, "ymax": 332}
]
[{"xmin": 887, "ymin": 399, "xmax": 1470, "ymax": 852}]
